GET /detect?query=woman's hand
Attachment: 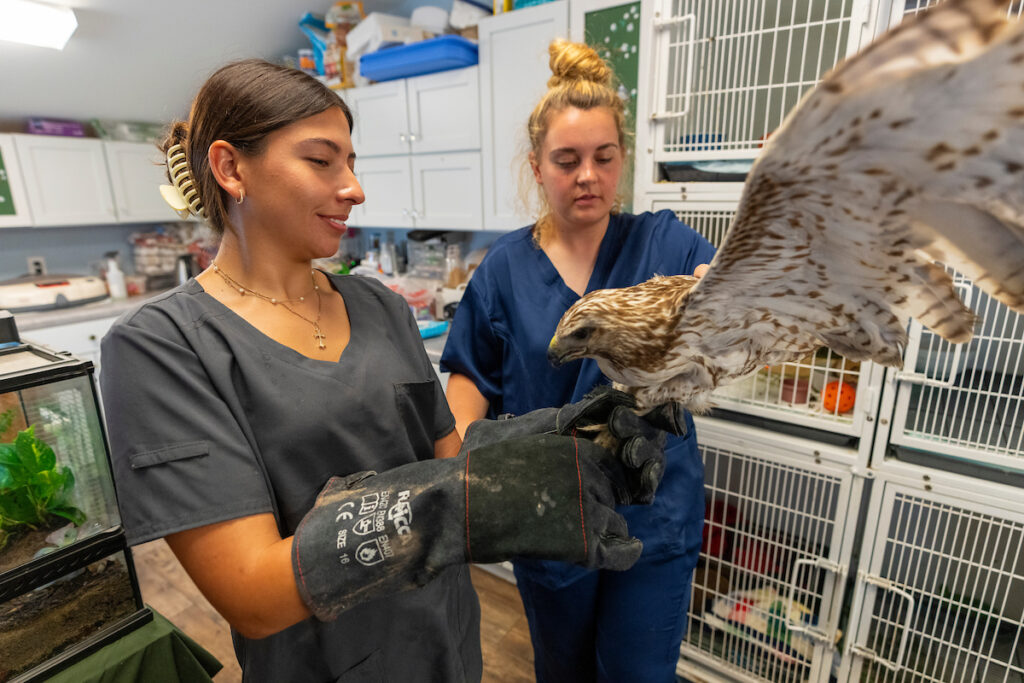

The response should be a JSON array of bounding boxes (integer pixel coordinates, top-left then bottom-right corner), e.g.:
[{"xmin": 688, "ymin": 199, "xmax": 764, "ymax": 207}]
[{"xmin": 693, "ymin": 263, "xmax": 710, "ymax": 278}]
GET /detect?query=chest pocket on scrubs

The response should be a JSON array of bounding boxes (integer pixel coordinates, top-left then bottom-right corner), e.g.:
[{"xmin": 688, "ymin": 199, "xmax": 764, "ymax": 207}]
[{"xmin": 394, "ymin": 381, "xmax": 438, "ymax": 460}]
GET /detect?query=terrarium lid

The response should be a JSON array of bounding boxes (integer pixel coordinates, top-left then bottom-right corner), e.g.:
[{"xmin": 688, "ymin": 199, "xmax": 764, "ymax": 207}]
[{"xmin": 0, "ymin": 341, "xmax": 93, "ymax": 392}]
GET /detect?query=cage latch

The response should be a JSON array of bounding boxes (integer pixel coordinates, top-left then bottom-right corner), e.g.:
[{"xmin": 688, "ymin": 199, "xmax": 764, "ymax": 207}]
[
  {"xmin": 785, "ymin": 557, "xmax": 846, "ymax": 648},
  {"xmin": 849, "ymin": 571, "xmax": 916, "ymax": 672}
]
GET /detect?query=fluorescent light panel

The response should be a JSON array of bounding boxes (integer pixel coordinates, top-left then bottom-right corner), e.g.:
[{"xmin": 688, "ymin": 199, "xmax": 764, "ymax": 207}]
[{"xmin": 0, "ymin": 0, "xmax": 78, "ymax": 50}]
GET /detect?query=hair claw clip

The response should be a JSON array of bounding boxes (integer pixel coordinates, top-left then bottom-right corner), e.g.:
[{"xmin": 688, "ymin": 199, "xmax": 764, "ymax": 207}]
[{"xmin": 159, "ymin": 143, "xmax": 207, "ymax": 220}]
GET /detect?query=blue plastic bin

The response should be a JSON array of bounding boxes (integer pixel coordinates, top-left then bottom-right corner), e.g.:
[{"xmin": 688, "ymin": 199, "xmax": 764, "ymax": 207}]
[{"xmin": 359, "ymin": 35, "xmax": 479, "ymax": 82}]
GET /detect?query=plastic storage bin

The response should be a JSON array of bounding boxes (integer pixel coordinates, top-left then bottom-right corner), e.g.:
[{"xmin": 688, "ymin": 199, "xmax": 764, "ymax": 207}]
[
  {"xmin": 359, "ymin": 35, "xmax": 478, "ymax": 82},
  {"xmin": 0, "ymin": 330, "xmax": 150, "ymax": 681}
]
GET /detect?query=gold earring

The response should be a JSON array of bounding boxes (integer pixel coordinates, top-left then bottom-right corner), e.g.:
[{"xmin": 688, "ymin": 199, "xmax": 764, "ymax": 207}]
[{"xmin": 236, "ymin": 190, "xmax": 245, "ymax": 205}]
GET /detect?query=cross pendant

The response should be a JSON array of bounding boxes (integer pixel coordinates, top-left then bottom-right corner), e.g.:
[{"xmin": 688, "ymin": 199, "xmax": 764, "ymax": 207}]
[{"xmin": 313, "ymin": 325, "xmax": 326, "ymax": 350}]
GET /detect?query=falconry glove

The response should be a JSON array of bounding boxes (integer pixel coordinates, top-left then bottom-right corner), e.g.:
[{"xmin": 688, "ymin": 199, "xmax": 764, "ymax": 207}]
[
  {"xmin": 292, "ymin": 433, "xmax": 641, "ymax": 622},
  {"xmin": 463, "ymin": 386, "xmax": 688, "ymax": 504}
]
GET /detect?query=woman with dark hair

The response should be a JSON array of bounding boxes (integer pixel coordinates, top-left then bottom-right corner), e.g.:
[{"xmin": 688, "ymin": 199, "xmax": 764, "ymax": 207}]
[{"xmin": 100, "ymin": 59, "xmax": 673, "ymax": 681}]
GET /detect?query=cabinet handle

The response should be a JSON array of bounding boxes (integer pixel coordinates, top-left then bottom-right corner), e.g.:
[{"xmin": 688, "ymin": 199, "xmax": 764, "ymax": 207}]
[
  {"xmin": 402, "ymin": 208, "xmax": 410, "ymax": 217},
  {"xmin": 88, "ymin": 335, "xmax": 97, "ymax": 341},
  {"xmin": 408, "ymin": 133, "xmax": 418, "ymax": 142},
  {"xmin": 399, "ymin": 133, "xmax": 407, "ymax": 143}
]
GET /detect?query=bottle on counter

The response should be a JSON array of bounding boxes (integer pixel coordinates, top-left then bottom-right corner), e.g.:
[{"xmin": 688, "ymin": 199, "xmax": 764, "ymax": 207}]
[
  {"xmin": 443, "ymin": 244, "xmax": 466, "ymax": 289},
  {"xmin": 105, "ymin": 251, "xmax": 128, "ymax": 300}
]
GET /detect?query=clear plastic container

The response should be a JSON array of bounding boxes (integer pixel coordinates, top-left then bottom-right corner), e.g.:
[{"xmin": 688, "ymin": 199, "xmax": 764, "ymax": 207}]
[
  {"xmin": 444, "ymin": 244, "xmax": 466, "ymax": 289},
  {"xmin": 0, "ymin": 337, "xmax": 148, "ymax": 681},
  {"xmin": 1, "ymin": 352, "xmax": 121, "ymax": 577}
]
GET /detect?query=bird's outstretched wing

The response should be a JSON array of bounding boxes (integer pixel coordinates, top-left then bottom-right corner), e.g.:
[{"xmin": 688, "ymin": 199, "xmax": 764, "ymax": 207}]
[{"xmin": 655, "ymin": 0, "xmax": 1024, "ymax": 407}]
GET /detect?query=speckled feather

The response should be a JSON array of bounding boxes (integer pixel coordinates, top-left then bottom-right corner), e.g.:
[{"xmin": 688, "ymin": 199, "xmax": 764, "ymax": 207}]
[{"xmin": 552, "ymin": 0, "xmax": 1024, "ymax": 412}]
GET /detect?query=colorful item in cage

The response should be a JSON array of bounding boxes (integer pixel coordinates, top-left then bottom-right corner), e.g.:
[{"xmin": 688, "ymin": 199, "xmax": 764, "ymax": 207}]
[
  {"xmin": 704, "ymin": 586, "xmax": 826, "ymax": 663},
  {"xmin": 822, "ymin": 380, "xmax": 856, "ymax": 414}
]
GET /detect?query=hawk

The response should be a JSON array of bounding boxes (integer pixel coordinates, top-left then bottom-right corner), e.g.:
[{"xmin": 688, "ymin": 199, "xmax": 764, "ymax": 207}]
[{"xmin": 548, "ymin": 0, "xmax": 1024, "ymax": 414}]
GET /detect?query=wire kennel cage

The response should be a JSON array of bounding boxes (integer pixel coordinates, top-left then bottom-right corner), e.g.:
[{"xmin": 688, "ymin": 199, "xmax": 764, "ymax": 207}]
[{"xmin": 679, "ymin": 417, "xmax": 867, "ymax": 683}]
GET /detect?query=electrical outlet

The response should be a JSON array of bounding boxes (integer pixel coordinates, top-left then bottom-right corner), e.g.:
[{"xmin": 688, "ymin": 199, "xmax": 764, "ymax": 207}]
[{"xmin": 27, "ymin": 256, "xmax": 46, "ymax": 276}]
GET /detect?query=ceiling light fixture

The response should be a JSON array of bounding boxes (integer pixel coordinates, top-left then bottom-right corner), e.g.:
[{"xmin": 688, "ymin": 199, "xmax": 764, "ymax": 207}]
[{"xmin": 0, "ymin": 0, "xmax": 78, "ymax": 51}]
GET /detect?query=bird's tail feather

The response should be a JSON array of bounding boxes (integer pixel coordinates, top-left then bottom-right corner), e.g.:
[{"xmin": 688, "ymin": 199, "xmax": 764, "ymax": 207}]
[{"xmin": 909, "ymin": 202, "xmax": 1024, "ymax": 316}]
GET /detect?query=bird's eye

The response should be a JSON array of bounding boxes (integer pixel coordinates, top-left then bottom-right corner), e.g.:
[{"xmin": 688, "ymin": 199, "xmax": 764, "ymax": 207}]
[{"xmin": 571, "ymin": 327, "xmax": 592, "ymax": 341}]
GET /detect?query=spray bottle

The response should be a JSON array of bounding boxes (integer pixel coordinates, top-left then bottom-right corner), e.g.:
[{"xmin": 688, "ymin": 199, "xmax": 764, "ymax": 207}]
[{"xmin": 105, "ymin": 251, "xmax": 127, "ymax": 300}]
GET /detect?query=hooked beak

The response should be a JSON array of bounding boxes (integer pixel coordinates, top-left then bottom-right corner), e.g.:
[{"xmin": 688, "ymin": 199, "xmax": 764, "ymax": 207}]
[{"xmin": 548, "ymin": 334, "xmax": 569, "ymax": 367}]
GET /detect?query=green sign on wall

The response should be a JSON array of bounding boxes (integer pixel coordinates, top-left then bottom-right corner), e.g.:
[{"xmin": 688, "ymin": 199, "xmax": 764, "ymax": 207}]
[
  {"xmin": 584, "ymin": 2, "xmax": 641, "ymax": 131},
  {"xmin": 585, "ymin": 2, "xmax": 642, "ymax": 211},
  {"xmin": 0, "ymin": 149, "xmax": 16, "ymax": 217}
]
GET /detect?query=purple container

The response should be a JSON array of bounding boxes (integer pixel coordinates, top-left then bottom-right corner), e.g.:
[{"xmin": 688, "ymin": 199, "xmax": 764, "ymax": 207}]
[{"xmin": 26, "ymin": 118, "xmax": 86, "ymax": 137}]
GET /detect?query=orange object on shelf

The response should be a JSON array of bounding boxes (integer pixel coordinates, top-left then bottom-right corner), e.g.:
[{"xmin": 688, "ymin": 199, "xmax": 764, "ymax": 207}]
[{"xmin": 822, "ymin": 380, "xmax": 856, "ymax": 414}]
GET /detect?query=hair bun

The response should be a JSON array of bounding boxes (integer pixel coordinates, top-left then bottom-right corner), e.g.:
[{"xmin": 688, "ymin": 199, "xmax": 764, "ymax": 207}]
[{"xmin": 547, "ymin": 39, "xmax": 613, "ymax": 89}]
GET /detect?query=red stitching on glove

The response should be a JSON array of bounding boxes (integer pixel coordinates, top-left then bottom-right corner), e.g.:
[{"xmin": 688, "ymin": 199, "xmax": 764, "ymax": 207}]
[
  {"xmin": 572, "ymin": 430, "xmax": 587, "ymax": 558},
  {"xmin": 465, "ymin": 450, "xmax": 473, "ymax": 563}
]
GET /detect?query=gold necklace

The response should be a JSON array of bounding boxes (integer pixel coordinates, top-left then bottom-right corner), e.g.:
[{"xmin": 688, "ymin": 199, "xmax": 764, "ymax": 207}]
[{"xmin": 212, "ymin": 263, "xmax": 327, "ymax": 351}]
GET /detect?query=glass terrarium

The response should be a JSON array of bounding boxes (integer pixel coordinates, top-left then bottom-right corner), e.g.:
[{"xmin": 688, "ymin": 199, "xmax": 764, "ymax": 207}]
[{"xmin": 0, "ymin": 316, "xmax": 149, "ymax": 682}]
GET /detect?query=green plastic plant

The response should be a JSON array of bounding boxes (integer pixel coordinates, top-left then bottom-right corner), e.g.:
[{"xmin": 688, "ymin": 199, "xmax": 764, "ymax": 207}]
[{"xmin": 0, "ymin": 424, "xmax": 85, "ymax": 551}]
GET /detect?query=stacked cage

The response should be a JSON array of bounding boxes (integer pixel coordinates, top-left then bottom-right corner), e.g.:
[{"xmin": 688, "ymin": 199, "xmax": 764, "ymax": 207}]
[
  {"xmin": 631, "ymin": 1, "xmax": 1024, "ymax": 681},
  {"xmin": 0, "ymin": 330, "xmax": 150, "ymax": 681}
]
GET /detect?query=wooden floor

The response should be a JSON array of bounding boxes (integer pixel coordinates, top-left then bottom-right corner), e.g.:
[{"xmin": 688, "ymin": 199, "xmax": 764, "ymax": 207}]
[{"xmin": 132, "ymin": 540, "xmax": 535, "ymax": 681}]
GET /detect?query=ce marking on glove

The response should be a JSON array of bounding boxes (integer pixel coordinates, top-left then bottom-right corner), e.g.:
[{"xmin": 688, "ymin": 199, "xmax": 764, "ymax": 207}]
[{"xmin": 335, "ymin": 502, "xmax": 355, "ymax": 522}]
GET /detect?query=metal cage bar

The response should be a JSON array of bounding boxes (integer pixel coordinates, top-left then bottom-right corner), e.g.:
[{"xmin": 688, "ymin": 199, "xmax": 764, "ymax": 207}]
[
  {"xmin": 653, "ymin": 0, "xmax": 864, "ymax": 161},
  {"xmin": 680, "ymin": 421, "xmax": 857, "ymax": 682},
  {"xmin": 846, "ymin": 483, "xmax": 1024, "ymax": 683}
]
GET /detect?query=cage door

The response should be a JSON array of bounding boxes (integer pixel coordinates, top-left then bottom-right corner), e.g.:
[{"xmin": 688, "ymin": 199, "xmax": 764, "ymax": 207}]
[
  {"xmin": 682, "ymin": 418, "xmax": 861, "ymax": 683},
  {"xmin": 841, "ymin": 479, "xmax": 1024, "ymax": 683},
  {"xmin": 884, "ymin": 268, "xmax": 1024, "ymax": 473},
  {"xmin": 647, "ymin": 0, "xmax": 871, "ymax": 164}
]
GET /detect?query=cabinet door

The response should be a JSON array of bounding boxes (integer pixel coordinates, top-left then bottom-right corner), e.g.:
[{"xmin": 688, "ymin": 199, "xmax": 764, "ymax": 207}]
[
  {"xmin": 412, "ymin": 152, "xmax": 483, "ymax": 230},
  {"xmin": 0, "ymin": 134, "xmax": 34, "ymax": 228},
  {"xmin": 348, "ymin": 156, "xmax": 415, "ymax": 228},
  {"xmin": 13, "ymin": 135, "xmax": 117, "ymax": 227},
  {"xmin": 104, "ymin": 141, "xmax": 182, "ymax": 223},
  {"xmin": 407, "ymin": 66, "xmax": 481, "ymax": 154},
  {"xmin": 479, "ymin": 2, "xmax": 568, "ymax": 231},
  {"xmin": 346, "ymin": 80, "xmax": 411, "ymax": 157}
]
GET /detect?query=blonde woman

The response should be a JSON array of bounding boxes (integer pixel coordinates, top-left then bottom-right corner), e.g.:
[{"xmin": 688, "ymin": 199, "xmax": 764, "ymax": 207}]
[{"xmin": 442, "ymin": 41, "xmax": 714, "ymax": 681}]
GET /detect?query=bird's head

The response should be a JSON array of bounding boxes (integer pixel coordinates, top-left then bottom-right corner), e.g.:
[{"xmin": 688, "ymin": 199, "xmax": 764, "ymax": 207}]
[{"xmin": 548, "ymin": 275, "xmax": 700, "ymax": 387}]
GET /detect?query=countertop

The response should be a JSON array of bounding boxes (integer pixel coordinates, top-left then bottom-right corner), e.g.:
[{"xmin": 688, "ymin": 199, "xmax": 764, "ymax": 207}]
[
  {"xmin": 422, "ymin": 330, "xmax": 448, "ymax": 365},
  {"xmin": 12, "ymin": 289, "xmax": 452, "ymax": 363},
  {"xmin": 14, "ymin": 290, "xmax": 170, "ymax": 332}
]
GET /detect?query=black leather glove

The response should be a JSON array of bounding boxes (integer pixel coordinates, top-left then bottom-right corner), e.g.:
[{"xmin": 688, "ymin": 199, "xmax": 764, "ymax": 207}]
[
  {"xmin": 292, "ymin": 433, "xmax": 641, "ymax": 621},
  {"xmin": 461, "ymin": 385, "xmax": 636, "ymax": 449},
  {"xmin": 463, "ymin": 386, "xmax": 688, "ymax": 505}
]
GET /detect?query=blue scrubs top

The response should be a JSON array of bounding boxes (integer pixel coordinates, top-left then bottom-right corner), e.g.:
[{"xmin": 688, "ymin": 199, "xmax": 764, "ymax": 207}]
[{"xmin": 441, "ymin": 210, "xmax": 716, "ymax": 589}]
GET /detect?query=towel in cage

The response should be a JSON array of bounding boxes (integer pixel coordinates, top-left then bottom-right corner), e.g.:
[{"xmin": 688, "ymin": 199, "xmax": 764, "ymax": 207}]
[{"xmin": 704, "ymin": 586, "xmax": 839, "ymax": 664}]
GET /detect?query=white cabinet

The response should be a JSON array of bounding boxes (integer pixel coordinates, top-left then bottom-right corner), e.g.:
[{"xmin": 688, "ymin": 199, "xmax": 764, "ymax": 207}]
[
  {"xmin": 0, "ymin": 134, "xmax": 34, "ymax": 228},
  {"xmin": 345, "ymin": 66, "xmax": 483, "ymax": 230},
  {"xmin": 347, "ymin": 66, "xmax": 481, "ymax": 157},
  {"xmin": 351, "ymin": 151, "xmax": 482, "ymax": 229},
  {"xmin": 348, "ymin": 80, "xmax": 411, "ymax": 157},
  {"xmin": 479, "ymin": 2, "xmax": 568, "ymax": 231},
  {"xmin": 104, "ymin": 141, "xmax": 181, "ymax": 223},
  {"xmin": 13, "ymin": 135, "xmax": 117, "ymax": 227},
  {"xmin": 406, "ymin": 67, "xmax": 481, "ymax": 155},
  {"xmin": 412, "ymin": 152, "xmax": 482, "ymax": 229},
  {"xmin": 351, "ymin": 156, "xmax": 415, "ymax": 227}
]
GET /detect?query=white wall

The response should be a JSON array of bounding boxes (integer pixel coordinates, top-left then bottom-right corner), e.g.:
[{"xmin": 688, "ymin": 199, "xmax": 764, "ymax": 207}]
[{"xmin": 0, "ymin": 0, "xmax": 449, "ymax": 124}]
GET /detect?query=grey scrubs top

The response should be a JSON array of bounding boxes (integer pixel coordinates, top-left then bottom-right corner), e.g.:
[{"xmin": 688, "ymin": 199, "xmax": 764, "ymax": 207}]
[{"xmin": 100, "ymin": 273, "xmax": 482, "ymax": 683}]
